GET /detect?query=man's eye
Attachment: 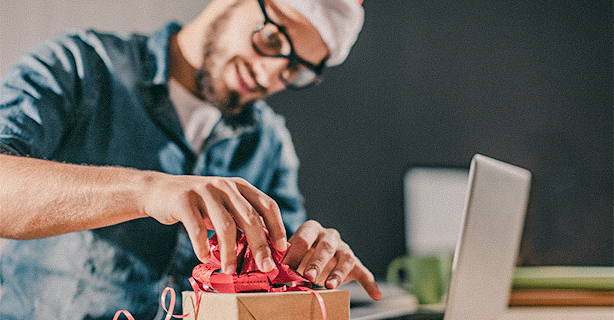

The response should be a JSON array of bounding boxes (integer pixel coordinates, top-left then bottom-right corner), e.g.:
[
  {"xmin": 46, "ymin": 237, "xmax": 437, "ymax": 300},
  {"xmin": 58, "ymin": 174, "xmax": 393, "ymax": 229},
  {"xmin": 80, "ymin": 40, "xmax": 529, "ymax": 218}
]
[
  {"xmin": 262, "ymin": 29, "xmax": 283, "ymax": 52},
  {"xmin": 286, "ymin": 61, "xmax": 302, "ymax": 73}
]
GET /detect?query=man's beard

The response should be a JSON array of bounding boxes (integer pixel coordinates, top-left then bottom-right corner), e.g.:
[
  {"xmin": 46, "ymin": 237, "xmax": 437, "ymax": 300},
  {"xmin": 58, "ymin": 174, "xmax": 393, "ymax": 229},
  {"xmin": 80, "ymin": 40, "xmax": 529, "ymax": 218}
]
[{"xmin": 196, "ymin": 64, "xmax": 241, "ymax": 117}]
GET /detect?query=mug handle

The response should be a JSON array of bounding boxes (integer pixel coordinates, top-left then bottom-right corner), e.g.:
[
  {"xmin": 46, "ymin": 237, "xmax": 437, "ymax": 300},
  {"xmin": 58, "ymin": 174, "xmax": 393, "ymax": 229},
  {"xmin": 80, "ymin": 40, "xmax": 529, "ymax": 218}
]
[{"xmin": 386, "ymin": 256, "xmax": 413, "ymax": 292}]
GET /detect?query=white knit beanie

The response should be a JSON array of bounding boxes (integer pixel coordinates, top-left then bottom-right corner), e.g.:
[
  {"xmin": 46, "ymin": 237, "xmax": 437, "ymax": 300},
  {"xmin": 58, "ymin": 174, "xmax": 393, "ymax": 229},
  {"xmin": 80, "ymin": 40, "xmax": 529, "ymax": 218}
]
[{"xmin": 276, "ymin": 0, "xmax": 365, "ymax": 66}]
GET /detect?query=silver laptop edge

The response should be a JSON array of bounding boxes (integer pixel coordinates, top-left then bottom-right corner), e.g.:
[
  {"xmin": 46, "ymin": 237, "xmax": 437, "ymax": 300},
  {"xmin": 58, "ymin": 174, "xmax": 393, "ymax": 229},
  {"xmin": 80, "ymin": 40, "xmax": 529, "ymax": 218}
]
[{"xmin": 444, "ymin": 154, "xmax": 532, "ymax": 320}]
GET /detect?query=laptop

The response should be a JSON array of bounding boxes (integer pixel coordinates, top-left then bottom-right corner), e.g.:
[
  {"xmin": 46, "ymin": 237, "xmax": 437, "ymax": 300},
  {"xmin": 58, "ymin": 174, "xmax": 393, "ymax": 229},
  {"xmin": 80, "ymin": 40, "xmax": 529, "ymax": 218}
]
[{"xmin": 347, "ymin": 154, "xmax": 532, "ymax": 320}]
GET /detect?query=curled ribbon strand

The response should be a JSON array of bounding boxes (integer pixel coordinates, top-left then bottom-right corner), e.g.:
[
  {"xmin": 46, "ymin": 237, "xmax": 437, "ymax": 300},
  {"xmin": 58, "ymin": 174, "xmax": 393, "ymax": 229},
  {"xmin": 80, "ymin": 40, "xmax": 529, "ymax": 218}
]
[{"xmin": 113, "ymin": 277, "xmax": 202, "ymax": 320}]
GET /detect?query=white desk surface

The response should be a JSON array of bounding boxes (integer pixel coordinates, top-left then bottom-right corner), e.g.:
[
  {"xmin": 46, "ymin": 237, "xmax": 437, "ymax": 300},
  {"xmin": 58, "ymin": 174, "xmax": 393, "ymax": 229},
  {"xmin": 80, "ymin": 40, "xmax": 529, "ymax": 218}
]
[{"xmin": 344, "ymin": 281, "xmax": 614, "ymax": 320}]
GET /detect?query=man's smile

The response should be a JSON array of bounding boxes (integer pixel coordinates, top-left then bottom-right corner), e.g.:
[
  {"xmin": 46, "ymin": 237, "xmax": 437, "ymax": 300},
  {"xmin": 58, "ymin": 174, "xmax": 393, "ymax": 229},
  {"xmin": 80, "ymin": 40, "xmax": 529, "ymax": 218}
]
[{"xmin": 234, "ymin": 59, "xmax": 260, "ymax": 95}]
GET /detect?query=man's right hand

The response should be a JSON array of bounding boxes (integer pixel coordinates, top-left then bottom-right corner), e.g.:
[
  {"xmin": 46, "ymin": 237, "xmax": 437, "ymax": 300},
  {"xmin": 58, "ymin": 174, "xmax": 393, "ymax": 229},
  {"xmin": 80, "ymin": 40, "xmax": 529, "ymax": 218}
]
[{"xmin": 141, "ymin": 175, "xmax": 288, "ymax": 274}]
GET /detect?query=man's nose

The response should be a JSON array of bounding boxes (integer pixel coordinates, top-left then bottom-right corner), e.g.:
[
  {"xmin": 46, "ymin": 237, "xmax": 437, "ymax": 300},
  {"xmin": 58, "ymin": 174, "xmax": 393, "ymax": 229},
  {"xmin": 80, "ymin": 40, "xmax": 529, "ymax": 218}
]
[{"xmin": 252, "ymin": 55, "xmax": 288, "ymax": 90}]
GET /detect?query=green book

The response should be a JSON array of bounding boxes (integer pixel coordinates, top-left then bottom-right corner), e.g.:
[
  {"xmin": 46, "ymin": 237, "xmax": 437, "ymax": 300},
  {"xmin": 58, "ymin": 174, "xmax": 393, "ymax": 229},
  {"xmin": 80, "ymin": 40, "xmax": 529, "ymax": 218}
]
[{"xmin": 513, "ymin": 266, "xmax": 614, "ymax": 290}]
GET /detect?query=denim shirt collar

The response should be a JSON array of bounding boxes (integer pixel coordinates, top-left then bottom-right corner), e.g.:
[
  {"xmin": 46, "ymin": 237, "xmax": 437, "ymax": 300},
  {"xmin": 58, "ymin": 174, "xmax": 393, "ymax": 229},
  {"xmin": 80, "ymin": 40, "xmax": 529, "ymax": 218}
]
[{"xmin": 145, "ymin": 21, "xmax": 182, "ymax": 87}]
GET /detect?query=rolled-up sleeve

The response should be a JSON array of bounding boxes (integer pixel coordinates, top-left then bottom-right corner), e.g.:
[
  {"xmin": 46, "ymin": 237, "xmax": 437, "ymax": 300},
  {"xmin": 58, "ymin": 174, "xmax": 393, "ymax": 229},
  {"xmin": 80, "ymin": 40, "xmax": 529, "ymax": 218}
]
[{"xmin": 0, "ymin": 32, "xmax": 89, "ymax": 158}]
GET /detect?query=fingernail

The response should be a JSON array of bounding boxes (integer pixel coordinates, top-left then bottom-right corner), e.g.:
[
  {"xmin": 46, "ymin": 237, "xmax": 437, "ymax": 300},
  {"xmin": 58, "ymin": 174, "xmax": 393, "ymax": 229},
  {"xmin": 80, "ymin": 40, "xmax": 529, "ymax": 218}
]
[
  {"xmin": 275, "ymin": 238, "xmax": 288, "ymax": 251},
  {"xmin": 326, "ymin": 278, "xmax": 339, "ymax": 289},
  {"xmin": 305, "ymin": 268, "xmax": 317, "ymax": 281},
  {"xmin": 224, "ymin": 265, "xmax": 236, "ymax": 274},
  {"xmin": 262, "ymin": 257, "xmax": 275, "ymax": 272},
  {"xmin": 199, "ymin": 252, "xmax": 211, "ymax": 264}
]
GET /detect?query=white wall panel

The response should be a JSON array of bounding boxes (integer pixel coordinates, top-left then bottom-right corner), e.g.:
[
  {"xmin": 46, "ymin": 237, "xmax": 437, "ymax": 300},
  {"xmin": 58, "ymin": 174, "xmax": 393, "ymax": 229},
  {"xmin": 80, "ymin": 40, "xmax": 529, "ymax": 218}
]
[{"xmin": 0, "ymin": 0, "xmax": 207, "ymax": 75}]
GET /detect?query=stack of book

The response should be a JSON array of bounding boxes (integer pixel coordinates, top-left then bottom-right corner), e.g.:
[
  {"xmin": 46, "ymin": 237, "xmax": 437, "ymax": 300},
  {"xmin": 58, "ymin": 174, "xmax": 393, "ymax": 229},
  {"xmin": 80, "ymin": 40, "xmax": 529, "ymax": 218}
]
[{"xmin": 509, "ymin": 266, "xmax": 614, "ymax": 306}]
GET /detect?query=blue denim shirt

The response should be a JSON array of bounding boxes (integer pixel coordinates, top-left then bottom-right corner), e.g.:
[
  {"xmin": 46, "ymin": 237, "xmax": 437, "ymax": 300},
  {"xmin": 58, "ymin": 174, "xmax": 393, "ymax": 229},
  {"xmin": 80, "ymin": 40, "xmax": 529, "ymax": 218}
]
[{"xmin": 0, "ymin": 22, "xmax": 306, "ymax": 319}]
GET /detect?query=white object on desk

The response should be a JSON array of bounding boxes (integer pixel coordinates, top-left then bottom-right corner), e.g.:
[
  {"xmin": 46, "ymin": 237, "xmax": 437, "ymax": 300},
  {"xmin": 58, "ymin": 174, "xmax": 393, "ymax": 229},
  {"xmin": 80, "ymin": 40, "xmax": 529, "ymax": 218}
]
[{"xmin": 404, "ymin": 167, "xmax": 469, "ymax": 255}]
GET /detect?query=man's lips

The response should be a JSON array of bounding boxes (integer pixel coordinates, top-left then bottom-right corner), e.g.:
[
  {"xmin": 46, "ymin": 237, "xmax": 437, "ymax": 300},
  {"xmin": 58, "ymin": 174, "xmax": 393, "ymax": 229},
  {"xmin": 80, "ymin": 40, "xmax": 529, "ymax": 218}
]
[{"xmin": 235, "ymin": 60, "xmax": 259, "ymax": 95}]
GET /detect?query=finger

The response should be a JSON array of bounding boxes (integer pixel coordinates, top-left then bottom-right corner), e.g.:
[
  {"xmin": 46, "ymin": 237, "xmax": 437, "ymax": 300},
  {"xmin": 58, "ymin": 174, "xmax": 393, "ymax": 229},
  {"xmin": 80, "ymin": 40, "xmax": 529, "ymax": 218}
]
[
  {"xmin": 282, "ymin": 220, "xmax": 321, "ymax": 269},
  {"xmin": 201, "ymin": 188, "xmax": 239, "ymax": 274},
  {"xmin": 312, "ymin": 255, "xmax": 337, "ymax": 286},
  {"xmin": 235, "ymin": 179, "xmax": 287, "ymax": 251},
  {"xmin": 211, "ymin": 180, "xmax": 274, "ymax": 273},
  {"xmin": 350, "ymin": 261, "xmax": 383, "ymax": 300},
  {"xmin": 214, "ymin": 219, "xmax": 238, "ymax": 274},
  {"xmin": 176, "ymin": 189, "xmax": 211, "ymax": 263},
  {"xmin": 322, "ymin": 243, "xmax": 355, "ymax": 289},
  {"xmin": 294, "ymin": 248, "xmax": 314, "ymax": 275},
  {"xmin": 302, "ymin": 228, "xmax": 340, "ymax": 283},
  {"xmin": 181, "ymin": 206, "xmax": 212, "ymax": 263}
]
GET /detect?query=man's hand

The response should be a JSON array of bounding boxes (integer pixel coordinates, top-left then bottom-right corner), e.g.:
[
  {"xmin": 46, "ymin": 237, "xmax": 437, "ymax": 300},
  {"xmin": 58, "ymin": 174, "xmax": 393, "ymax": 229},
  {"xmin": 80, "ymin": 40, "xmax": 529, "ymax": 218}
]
[
  {"xmin": 142, "ymin": 175, "xmax": 287, "ymax": 275},
  {"xmin": 282, "ymin": 220, "xmax": 382, "ymax": 300}
]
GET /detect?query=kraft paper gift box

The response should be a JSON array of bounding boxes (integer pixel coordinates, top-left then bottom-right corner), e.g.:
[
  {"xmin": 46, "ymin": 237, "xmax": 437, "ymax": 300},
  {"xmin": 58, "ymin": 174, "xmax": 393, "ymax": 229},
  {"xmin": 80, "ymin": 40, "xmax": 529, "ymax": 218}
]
[{"xmin": 182, "ymin": 289, "xmax": 349, "ymax": 320}]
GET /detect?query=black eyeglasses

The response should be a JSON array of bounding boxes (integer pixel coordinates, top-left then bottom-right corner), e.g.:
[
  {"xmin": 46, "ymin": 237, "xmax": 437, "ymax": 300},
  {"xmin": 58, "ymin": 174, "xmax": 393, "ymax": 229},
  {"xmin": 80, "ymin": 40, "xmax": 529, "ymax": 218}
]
[{"xmin": 253, "ymin": 0, "xmax": 328, "ymax": 89}]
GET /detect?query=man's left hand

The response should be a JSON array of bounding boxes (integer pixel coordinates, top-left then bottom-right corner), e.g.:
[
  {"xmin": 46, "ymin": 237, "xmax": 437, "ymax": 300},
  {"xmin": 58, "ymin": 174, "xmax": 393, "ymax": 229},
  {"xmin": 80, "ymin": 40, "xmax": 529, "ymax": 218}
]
[{"xmin": 282, "ymin": 220, "xmax": 382, "ymax": 300}]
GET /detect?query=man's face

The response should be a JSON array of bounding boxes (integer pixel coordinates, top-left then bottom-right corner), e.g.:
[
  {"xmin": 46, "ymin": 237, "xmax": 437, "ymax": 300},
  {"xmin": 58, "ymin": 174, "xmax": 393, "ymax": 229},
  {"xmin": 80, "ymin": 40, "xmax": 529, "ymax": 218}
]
[{"xmin": 196, "ymin": 0, "xmax": 329, "ymax": 116}]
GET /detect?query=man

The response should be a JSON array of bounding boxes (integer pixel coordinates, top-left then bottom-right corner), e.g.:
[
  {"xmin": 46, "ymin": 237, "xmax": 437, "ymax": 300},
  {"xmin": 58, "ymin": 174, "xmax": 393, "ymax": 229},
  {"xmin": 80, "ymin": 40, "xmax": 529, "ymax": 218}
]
[{"xmin": 0, "ymin": 0, "xmax": 380, "ymax": 318}]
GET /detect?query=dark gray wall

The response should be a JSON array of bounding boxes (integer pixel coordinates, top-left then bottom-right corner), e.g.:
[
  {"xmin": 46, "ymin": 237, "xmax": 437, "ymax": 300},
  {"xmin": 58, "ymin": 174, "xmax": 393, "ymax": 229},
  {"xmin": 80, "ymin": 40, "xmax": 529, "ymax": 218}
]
[{"xmin": 267, "ymin": 0, "xmax": 613, "ymax": 278}]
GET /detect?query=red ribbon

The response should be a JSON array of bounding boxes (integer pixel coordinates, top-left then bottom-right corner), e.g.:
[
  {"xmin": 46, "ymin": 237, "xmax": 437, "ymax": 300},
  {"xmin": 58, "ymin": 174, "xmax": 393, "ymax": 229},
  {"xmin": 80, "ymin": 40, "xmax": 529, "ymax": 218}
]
[{"xmin": 191, "ymin": 230, "xmax": 312, "ymax": 293}]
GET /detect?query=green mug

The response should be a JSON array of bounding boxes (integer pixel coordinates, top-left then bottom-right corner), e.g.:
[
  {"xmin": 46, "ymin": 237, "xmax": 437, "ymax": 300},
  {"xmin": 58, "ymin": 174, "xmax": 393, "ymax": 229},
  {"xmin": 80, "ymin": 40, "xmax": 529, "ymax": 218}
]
[{"xmin": 387, "ymin": 254, "xmax": 453, "ymax": 304}]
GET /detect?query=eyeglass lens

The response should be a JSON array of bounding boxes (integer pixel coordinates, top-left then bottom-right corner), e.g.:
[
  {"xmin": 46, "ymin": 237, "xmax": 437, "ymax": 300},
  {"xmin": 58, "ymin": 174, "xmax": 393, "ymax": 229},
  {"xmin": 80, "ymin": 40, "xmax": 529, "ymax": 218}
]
[{"xmin": 252, "ymin": 23, "xmax": 292, "ymax": 57}]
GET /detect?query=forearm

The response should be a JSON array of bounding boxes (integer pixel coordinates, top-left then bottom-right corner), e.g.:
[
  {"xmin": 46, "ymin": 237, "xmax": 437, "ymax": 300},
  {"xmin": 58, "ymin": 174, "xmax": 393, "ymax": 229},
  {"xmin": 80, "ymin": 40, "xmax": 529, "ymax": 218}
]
[{"xmin": 0, "ymin": 154, "xmax": 151, "ymax": 239}]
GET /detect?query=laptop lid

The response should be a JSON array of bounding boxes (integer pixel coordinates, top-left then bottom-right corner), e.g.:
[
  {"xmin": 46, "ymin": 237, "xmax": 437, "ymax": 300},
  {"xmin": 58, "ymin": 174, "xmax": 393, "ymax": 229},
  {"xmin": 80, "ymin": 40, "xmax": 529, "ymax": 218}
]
[{"xmin": 443, "ymin": 154, "xmax": 531, "ymax": 320}]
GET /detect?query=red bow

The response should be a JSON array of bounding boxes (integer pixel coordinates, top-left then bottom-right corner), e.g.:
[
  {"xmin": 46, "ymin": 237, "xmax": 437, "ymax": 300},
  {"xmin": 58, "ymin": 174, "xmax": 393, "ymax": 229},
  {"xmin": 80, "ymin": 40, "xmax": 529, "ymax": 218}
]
[{"xmin": 192, "ymin": 230, "xmax": 313, "ymax": 293}]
